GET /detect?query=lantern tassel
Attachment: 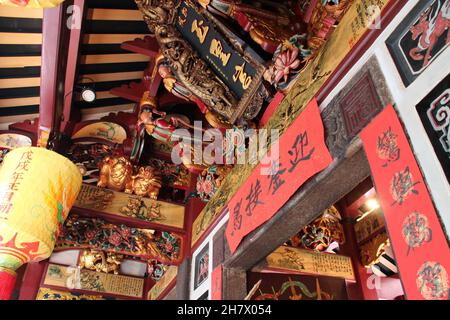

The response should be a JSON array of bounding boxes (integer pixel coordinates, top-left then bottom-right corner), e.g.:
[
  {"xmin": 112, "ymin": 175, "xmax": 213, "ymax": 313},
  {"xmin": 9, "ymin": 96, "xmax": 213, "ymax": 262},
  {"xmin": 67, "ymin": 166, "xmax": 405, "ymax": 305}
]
[{"xmin": 0, "ymin": 268, "xmax": 16, "ymax": 300}]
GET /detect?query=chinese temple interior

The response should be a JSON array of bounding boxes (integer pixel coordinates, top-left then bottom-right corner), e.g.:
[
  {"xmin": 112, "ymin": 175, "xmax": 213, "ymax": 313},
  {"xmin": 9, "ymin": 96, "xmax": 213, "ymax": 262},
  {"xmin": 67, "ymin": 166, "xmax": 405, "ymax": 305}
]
[{"xmin": 0, "ymin": 0, "xmax": 449, "ymax": 301}]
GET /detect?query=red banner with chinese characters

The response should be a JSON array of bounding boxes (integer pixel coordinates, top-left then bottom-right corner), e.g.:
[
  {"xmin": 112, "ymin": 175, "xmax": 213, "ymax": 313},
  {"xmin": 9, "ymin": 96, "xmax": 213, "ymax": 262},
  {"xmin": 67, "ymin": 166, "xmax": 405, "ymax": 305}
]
[
  {"xmin": 211, "ymin": 265, "xmax": 222, "ymax": 300},
  {"xmin": 361, "ymin": 105, "xmax": 450, "ymax": 300},
  {"xmin": 226, "ymin": 98, "xmax": 333, "ymax": 253}
]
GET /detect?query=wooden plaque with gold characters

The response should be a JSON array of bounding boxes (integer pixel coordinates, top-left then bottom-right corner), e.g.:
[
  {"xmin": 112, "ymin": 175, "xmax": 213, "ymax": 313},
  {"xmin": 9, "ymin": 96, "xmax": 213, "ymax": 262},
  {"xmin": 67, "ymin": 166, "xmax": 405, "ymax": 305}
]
[{"xmin": 266, "ymin": 246, "xmax": 355, "ymax": 281}]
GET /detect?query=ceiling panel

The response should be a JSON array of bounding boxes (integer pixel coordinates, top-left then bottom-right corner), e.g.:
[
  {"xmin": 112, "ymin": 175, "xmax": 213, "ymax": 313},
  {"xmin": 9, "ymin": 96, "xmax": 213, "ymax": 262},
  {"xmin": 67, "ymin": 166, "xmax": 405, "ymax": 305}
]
[
  {"xmin": 75, "ymin": 0, "xmax": 150, "ymax": 117},
  {"xmin": 0, "ymin": 6, "xmax": 42, "ymax": 126},
  {"xmin": 0, "ymin": 0, "xmax": 151, "ymax": 128}
]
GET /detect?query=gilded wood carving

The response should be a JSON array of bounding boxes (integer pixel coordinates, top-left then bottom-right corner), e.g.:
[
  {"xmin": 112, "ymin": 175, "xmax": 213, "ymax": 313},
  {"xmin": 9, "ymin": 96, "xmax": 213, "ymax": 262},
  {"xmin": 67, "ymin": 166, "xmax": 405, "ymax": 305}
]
[{"xmin": 135, "ymin": 0, "xmax": 269, "ymax": 124}]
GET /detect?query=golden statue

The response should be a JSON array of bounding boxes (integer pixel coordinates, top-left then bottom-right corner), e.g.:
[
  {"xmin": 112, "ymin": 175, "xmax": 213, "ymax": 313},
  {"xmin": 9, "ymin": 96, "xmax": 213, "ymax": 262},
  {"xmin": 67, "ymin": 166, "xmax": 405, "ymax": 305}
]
[
  {"xmin": 97, "ymin": 156, "xmax": 133, "ymax": 192},
  {"xmin": 79, "ymin": 250, "xmax": 123, "ymax": 275},
  {"xmin": 97, "ymin": 155, "xmax": 162, "ymax": 200},
  {"xmin": 127, "ymin": 166, "xmax": 162, "ymax": 200}
]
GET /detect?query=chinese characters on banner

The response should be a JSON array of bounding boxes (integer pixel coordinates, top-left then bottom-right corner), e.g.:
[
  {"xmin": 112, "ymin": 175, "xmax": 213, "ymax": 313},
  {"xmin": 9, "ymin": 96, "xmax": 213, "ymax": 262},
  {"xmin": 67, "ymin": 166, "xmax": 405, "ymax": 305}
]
[
  {"xmin": 211, "ymin": 265, "xmax": 222, "ymax": 300},
  {"xmin": 0, "ymin": 149, "xmax": 33, "ymax": 220},
  {"xmin": 361, "ymin": 105, "xmax": 450, "ymax": 300},
  {"xmin": 225, "ymin": 98, "xmax": 333, "ymax": 253}
]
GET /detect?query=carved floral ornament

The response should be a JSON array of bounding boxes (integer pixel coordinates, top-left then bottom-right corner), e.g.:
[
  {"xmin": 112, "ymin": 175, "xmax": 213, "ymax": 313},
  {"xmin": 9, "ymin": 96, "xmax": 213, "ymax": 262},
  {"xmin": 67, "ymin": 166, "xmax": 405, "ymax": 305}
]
[
  {"xmin": 135, "ymin": 0, "xmax": 269, "ymax": 125},
  {"xmin": 55, "ymin": 215, "xmax": 183, "ymax": 265}
]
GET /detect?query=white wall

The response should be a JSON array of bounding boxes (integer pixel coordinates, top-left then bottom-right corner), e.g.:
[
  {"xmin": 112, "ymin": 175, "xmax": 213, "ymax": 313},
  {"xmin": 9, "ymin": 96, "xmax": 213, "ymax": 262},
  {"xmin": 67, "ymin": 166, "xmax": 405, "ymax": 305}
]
[{"xmin": 320, "ymin": 0, "xmax": 450, "ymax": 239}]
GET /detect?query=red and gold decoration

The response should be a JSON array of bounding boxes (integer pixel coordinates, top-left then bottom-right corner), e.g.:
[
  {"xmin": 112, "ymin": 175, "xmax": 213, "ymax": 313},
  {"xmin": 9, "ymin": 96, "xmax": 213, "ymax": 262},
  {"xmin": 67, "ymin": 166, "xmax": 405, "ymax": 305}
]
[
  {"xmin": 226, "ymin": 98, "xmax": 333, "ymax": 253},
  {"xmin": 196, "ymin": 166, "xmax": 233, "ymax": 202},
  {"xmin": 55, "ymin": 215, "xmax": 184, "ymax": 265},
  {"xmin": 97, "ymin": 155, "xmax": 162, "ymax": 200},
  {"xmin": 266, "ymin": 246, "xmax": 355, "ymax": 281},
  {"xmin": 361, "ymin": 105, "xmax": 450, "ymax": 300},
  {"xmin": 0, "ymin": 147, "xmax": 82, "ymax": 300},
  {"xmin": 307, "ymin": 0, "xmax": 354, "ymax": 51},
  {"xmin": 79, "ymin": 250, "xmax": 124, "ymax": 275},
  {"xmin": 287, "ymin": 205, "xmax": 345, "ymax": 252}
]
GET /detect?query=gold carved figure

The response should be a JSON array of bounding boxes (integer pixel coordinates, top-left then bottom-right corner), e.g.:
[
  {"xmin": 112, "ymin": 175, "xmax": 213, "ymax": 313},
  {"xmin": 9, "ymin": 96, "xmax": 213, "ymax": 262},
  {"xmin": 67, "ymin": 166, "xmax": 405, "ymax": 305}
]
[
  {"xmin": 120, "ymin": 197, "xmax": 163, "ymax": 221},
  {"xmin": 97, "ymin": 156, "xmax": 133, "ymax": 192},
  {"xmin": 97, "ymin": 155, "xmax": 162, "ymax": 200},
  {"xmin": 127, "ymin": 166, "xmax": 162, "ymax": 200},
  {"xmin": 79, "ymin": 250, "xmax": 124, "ymax": 275}
]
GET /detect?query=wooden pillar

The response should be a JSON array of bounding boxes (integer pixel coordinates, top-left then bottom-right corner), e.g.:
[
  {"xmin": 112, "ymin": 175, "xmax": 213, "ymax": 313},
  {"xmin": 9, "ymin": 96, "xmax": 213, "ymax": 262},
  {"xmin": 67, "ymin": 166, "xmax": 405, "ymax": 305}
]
[
  {"xmin": 61, "ymin": 0, "xmax": 87, "ymax": 134},
  {"xmin": 38, "ymin": 1, "xmax": 73, "ymax": 148}
]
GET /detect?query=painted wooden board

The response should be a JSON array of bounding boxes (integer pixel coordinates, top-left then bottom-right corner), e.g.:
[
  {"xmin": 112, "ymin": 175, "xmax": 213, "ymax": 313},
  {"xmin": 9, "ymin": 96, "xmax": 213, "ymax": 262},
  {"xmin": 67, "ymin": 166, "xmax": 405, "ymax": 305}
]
[
  {"xmin": 36, "ymin": 287, "xmax": 111, "ymax": 300},
  {"xmin": 71, "ymin": 122, "xmax": 127, "ymax": 144},
  {"xmin": 43, "ymin": 264, "xmax": 145, "ymax": 298},
  {"xmin": 74, "ymin": 184, "xmax": 185, "ymax": 229}
]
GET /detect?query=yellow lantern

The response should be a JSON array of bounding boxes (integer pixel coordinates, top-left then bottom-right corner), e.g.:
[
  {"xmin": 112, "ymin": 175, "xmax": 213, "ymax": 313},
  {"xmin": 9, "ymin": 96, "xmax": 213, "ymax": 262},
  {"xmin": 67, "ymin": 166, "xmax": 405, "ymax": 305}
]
[
  {"xmin": 0, "ymin": 147, "xmax": 82, "ymax": 300},
  {"xmin": 0, "ymin": 0, "xmax": 64, "ymax": 8}
]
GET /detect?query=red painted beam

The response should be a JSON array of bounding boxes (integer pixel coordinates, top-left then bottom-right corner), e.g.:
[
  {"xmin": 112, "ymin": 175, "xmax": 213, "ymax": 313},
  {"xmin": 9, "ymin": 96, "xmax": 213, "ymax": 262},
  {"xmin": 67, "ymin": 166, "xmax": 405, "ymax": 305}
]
[
  {"xmin": 38, "ymin": 1, "xmax": 73, "ymax": 147},
  {"xmin": 61, "ymin": 0, "xmax": 87, "ymax": 134},
  {"xmin": 121, "ymin": 36, "xmax": 159, "ymax": 58}
]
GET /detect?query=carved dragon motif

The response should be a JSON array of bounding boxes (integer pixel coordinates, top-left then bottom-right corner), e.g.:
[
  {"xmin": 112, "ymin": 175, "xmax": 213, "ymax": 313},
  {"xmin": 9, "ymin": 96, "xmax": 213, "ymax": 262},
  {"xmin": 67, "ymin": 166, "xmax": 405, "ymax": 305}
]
[{"xmin": 135, "ymin": 0, "xmax": 268, "ymax": 124}]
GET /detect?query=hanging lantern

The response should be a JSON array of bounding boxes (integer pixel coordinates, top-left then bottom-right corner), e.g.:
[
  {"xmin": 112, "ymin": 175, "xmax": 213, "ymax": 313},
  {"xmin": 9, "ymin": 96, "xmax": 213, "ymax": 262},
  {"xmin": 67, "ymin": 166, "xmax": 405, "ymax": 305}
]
[
  {"xmin": 0, "ymin": 0, "xmax": 64, "ymax": 8},
  {"xmin": 0, "ymin": 147, "xmax": 82, "ymax": 300}
]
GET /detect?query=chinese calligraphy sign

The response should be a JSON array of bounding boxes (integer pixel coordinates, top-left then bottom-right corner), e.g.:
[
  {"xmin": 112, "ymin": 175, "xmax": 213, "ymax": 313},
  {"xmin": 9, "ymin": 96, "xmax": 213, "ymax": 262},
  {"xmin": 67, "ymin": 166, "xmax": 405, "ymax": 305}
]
[
  {"xmin": 266, "ymin": 246, "xmax": 355, "ymax": 281},
  {"xmin": 226, "ymin": 98, "xmax": 333, "ymax": 253},
  {"xmin": 377, "ymin": 126, "xmax": 401, "ymax": 166},
  {"xmin": 175, "ymin": 1, "xmax": 258, "ymax": 98},
  {"xmin": 0, "ymin": 149, "xmax": 33, "ymax": 220},
  {"xmin": 361, "ymin": 104, "xmax": 450, "ymax": 300}
]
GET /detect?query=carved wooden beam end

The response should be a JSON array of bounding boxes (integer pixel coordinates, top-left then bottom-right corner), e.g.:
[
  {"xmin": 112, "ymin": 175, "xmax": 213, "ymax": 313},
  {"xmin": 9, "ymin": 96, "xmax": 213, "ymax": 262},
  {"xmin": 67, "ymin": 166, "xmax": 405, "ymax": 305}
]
[{"xmin": 135, "ymin": 0, "xmax": 269, "ymax": 126}]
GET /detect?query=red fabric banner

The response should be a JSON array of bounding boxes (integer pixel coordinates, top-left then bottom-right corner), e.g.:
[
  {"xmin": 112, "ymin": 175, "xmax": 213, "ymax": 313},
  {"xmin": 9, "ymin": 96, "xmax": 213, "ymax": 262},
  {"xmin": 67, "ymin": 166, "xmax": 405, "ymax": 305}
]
[
  {"xmin": 211, "ymin": 264, "xmax": 222, "ymax": 300},
  {"xmin": 226, "ymin": 98, "xmax": 333, "ymax": 253},
  {"xmin": 361, "ymin": 105, "xmax": 450, "ymax": 300}
]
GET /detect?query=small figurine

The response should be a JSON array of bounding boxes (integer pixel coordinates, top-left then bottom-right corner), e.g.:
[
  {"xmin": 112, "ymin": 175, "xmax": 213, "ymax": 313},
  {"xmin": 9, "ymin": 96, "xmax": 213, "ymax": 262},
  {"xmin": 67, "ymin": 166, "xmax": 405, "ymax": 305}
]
[
  {"xmin": 97, "ymin": 155, "xmax": 133, "ymax": 192},
  {"xmin": 120, "ymin": 197, "xmax": 163, "ymax": 221},
  {"xmin": 97, "ymin": 155, "xmax": 162, "ymax": 200},
  {"xmin": 79, "ymin": 249, "xmax": 123, "ymax": 275},
  {"xmin": 127, "ymin": 166, "xmax": 162, "ymax": 200},
  {"xmin": 137, "ymin": 94, "xmax": 210, "ymax": 173}
]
